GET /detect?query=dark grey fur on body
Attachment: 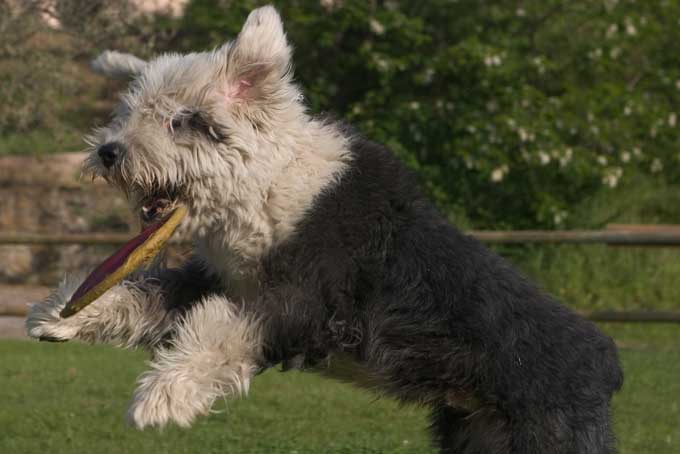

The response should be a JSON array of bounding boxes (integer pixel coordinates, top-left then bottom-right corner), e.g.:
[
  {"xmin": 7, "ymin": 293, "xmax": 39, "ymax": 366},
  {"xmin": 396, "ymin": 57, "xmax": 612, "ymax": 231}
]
[{"xmin": 159, "ymin": 137, "xmax": 623, "ymax": 454}]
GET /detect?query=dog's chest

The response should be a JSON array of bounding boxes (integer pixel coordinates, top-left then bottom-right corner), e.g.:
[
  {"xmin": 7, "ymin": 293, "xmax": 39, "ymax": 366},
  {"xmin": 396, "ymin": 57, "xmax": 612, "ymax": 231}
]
[{"xmin": 195, "ymin": 238, "xmax": 262, "ymax": 301}]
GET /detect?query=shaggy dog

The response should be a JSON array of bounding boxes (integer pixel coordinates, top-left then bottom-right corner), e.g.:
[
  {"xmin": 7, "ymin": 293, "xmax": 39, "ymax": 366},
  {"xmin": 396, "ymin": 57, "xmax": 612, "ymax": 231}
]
[{"xmin": 26, "ymin": 6, "xmax": 623, "ymax": 453}]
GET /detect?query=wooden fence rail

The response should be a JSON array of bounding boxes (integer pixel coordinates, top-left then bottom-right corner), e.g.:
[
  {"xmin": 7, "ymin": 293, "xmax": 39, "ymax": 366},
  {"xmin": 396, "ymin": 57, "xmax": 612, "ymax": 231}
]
[
  {"xmin": 1, "ymin": 226, "xmax": 680, "ymax": 323},
  {"xmin": 3, "ymin": 229, "xmax": 680, "ymax": 246}
]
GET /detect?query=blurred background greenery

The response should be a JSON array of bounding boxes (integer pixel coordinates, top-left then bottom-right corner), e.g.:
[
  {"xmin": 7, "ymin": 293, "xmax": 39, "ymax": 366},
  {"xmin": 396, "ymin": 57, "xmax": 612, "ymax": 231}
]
[{"xmin": 4, "ymin": 0, "xmax": 680, "ymax": 230}]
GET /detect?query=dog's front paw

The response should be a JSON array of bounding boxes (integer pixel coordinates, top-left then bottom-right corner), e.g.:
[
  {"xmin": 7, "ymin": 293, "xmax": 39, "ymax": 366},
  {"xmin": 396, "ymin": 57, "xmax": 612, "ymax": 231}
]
[
  {"xmin": 25, "ymin": 276, "xmax": 82, "ymax": 342},
  {"xmin": 126, "ymin": 370, "xmax": 213, "ymax": 430}
]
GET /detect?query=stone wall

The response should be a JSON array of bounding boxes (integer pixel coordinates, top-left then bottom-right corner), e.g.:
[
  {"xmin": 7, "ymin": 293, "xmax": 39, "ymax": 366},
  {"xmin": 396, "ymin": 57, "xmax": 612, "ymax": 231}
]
[{"xmin": 0, "ymin": 153, "xmax": 135, "ymax": 285}]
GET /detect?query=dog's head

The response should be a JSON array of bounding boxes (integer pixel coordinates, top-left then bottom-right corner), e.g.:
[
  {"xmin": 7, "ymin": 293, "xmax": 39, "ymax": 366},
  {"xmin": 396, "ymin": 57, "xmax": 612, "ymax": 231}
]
[{"xmin": 84, "ymin": 6, "xmax": 303, "ymax": 232}]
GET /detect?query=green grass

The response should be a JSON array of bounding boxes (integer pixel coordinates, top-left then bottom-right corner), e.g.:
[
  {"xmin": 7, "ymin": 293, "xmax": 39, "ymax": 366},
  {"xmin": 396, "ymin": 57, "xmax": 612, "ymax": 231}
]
[
  {"xmin": 0, "ymin": 341, "xmax": 432, "ymax": 454},
  {"xmin": 1, "ymin": 324, "xmax": 679, "ymax": 453}
]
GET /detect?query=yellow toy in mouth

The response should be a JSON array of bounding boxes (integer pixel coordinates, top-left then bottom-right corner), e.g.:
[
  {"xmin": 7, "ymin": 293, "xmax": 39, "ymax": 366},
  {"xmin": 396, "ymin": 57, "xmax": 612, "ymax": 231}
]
[{"xmin": 60, "ymin": 205, "xmax": 188, "ymax": 318}]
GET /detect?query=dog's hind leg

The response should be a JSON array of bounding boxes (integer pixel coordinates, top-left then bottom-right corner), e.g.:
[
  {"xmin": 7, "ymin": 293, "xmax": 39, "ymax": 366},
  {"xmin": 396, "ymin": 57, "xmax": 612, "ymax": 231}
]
[
  {"xmin": 431, "ymin": 402, "xmax": 617, "ymax": 454},
  {"xmin": 430, "ymin": 403, "xmax": 511, "ymax": 454},
  {"xmin": 126, "ymin": 295, "xmax": 263, "ymax": 429},
  {"xmin": 508, "ymin": 404, "xmax": 618, "ymax": 454}
]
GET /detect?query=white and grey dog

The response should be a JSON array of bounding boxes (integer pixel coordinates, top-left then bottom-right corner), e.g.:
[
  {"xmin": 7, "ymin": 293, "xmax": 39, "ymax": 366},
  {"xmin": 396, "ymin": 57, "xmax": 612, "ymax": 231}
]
[{"xmin": 26, "ymin": 6, "xmax": 622, "ymax": 453}]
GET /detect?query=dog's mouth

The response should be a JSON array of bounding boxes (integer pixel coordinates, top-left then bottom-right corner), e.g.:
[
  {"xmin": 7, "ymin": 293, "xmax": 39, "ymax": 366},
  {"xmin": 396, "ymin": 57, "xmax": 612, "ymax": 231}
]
[
  {"xmin": 60, "ymin": 204, "xmax": 188, "ymax": 318},
  {"xmin": 138, "ymin": 186, "xmax": 183, "ymax": 227}
]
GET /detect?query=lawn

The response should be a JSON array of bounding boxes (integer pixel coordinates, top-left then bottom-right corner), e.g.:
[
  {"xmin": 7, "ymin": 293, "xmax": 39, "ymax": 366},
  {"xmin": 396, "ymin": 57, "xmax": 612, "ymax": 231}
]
[{"xmin": 1, "ymin": 324, "xmax": 678, "ymax": 454}]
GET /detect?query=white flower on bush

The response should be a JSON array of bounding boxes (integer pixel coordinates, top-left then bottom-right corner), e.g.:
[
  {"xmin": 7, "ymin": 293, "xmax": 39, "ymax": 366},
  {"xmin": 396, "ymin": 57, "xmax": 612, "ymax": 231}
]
[
  {"xmin": 422, "ymin": 68, "xmax": 435, "ymax": 84},
  {"xmin": 625, "ymin": 18, "xmax": 637, "ymax": 36},
  {"xmin": 588, "ymin": 48, "xmax": 603, "ymax": 59},
  {"xmin": 621, "ymin": 151, "xmax": 631, "ymax": 163},
  {"xmin": 320, "ymin": 0, "xmax": 340, "ymax": 11},
  {"xmin": 517, "ymin": 127, "xmax": 534, "ymax": 142},
  {"xmin": 669, "ymin": 112, "xmax": 677, "ymax": 127},
  {"xmin": 597, "ymin": 155, "xmax": 608, "ymax": 166},
  {"xmin": 606, "ymin": 23, "xmax": 618, "ymax": 38},
  {"xmin": 484, "ymin": 54, "xmax": 503, "ymax": 67},
  {"xmin": 538, "ymin": 151, "xmax": 551, "ymax": 165},
  {"xmin": 651, "ymin": 158, "xmax": 663, "ymax": 173},
  {"xmin": 374, "ymin": 56, "xmax": 389, "ymax": 72},
  {"xmin": 610, "ymin": 47, "xmax": 622, "ymax": 59},
  {"xmin": 624, "ymin": 105, "xmax": 632, "ymax": 116},
  {"xmin": 490, "ymin": 164, "xmax": 509, "ymax": 182},
  {"xmin": 553, "ymin": 210, "xmax": 568, "ymax": 226},
  {"xmin": 602, "ymin": 167, "xmax": 623, "ymax": 188},
  {"xmin": 560, "ymin": 148, "xmax": 573, "ymax": 167},
  {"xmin": 532, "ymin": 57, "xmax": 546, "ymax": 74},
  {"xmin": 369, "ymin": 18, "xmax": 385, "ymax": 35},
  {"xmin": 633, "ymin": 146, "xmax": 643, "ymax": 157}
]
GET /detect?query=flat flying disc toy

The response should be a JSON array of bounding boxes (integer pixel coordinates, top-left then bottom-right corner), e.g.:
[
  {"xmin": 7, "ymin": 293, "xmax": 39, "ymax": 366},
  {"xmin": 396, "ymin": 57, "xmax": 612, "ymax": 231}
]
[{"xmin": 60, "ymin": 205, "xmax": 187, "ymax": 318}]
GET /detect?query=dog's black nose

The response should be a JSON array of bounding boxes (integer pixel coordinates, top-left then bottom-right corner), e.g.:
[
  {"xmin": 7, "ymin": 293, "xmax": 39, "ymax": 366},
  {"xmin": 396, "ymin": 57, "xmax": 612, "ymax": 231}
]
[{"xmin": 98, "ymin": 142, "xmax": 123, "ymax": 168}]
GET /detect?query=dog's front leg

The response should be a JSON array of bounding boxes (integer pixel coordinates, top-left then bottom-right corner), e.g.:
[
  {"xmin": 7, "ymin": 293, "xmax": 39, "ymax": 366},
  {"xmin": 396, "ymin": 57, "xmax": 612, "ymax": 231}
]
[
  {"xmin": 25, "ymin": 274, "xmax": 175, "ymax": 348},
  {"xmin": 127, "ymin": 295, "xmax": 263, "ymax": 429},
  {"xmin": 26, "ymin": 259, "xmax": 219, "ymax": 349}
]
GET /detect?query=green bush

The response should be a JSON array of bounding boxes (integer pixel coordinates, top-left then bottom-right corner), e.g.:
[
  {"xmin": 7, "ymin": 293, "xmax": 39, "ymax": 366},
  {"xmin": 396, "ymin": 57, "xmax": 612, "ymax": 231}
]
[{"xmin": 169, "ymin": 0, "xmax": 680, "ymax": 229}]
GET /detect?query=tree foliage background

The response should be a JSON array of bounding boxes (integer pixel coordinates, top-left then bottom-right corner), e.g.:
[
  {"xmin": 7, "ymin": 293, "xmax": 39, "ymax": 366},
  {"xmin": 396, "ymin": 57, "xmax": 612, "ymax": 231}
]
[
  {"xmin": 2, "ymin": 0, "xmax": 680, "ymax": 230},
  {"xmin": 0, "ymin": 0, "xmax": 164, "ymax": 147}
]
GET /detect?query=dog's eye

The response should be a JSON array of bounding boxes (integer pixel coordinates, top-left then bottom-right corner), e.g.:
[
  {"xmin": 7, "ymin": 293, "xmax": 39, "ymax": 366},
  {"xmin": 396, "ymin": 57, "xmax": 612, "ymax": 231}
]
[
  {"xmin": 188, "ymin": 112, "xmax": 225, "ymax": 141},
  {"xmin": 170, "ymin": 117, "xmax": 184, "ymax": 131},
  {"xmin": 168, "ymin": 111, "xmax": 224, "ymax": 141}
]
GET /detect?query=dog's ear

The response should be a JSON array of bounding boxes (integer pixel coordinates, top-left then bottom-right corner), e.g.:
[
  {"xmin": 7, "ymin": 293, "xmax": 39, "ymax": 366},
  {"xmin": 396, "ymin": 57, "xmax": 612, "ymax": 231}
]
[
  {"xmin": 219, "ymin": 6, "xmax": 293, "ymax": 103},
  {"xmin": 91, "ymin": 50, "xmax": 148, "ymax": 79}
]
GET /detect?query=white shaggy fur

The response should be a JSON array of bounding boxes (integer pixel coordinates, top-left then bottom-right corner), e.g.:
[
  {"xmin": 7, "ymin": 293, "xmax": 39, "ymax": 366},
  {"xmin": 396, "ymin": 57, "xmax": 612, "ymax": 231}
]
[
  {"xmin": 27, "ymin": 5, "xmax": 350, "ymax": 429},
  {"xmin": 127, "ymin": 296, "xmax": 262, "ymax": 429}
]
